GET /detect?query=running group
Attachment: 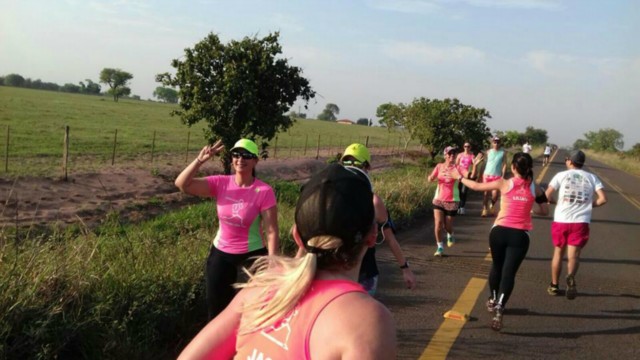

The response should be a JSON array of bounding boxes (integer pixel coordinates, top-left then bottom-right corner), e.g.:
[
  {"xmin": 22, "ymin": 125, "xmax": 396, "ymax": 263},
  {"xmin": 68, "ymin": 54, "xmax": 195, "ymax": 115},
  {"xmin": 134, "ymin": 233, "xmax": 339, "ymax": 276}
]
[{"xmin": 176, "ymin": 138, "xmax": 606, "ymax": 359}]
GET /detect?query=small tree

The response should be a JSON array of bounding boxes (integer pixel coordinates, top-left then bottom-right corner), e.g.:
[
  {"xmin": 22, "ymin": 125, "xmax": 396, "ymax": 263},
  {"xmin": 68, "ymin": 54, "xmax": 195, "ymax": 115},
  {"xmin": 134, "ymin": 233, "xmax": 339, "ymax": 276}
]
[
  {"xmin": 99, "ymin": 68, "xmax": 133, "ymax": 102},
  {"xmin": 153, "ymin": 86, "xmax": 179, "ymax": 103},
  {"xmin": 157, "ymin": 32, "xmax": 315, "ymax": 173},
  {"xmin": 356, "ymin": 118, "xmax": 369, "ymax": 126}
]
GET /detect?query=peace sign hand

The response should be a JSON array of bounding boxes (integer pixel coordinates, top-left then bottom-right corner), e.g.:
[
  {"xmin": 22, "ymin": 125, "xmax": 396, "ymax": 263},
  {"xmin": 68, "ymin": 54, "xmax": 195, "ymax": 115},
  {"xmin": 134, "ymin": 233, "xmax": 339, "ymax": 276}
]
[{"xmin": 196, "ymin": 140, "xmax": 225, "ymax": 164}]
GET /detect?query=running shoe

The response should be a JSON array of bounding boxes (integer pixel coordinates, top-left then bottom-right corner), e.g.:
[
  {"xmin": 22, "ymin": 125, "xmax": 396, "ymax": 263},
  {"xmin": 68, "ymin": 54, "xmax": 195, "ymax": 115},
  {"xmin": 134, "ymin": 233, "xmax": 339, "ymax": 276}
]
[
  {"xmin": 547, "ymin": 283, "xmax": 559, "ymax": 296},
  {"xmin": 491, "ymin": 305, "xmax": 504, "ymax": 331},
  {"xmin": 447, "ymin": 233, "xmax": 456, "ymax": 247},
  {"xmin": 566, "ymin": 274, "xmax": 577, "ymax": 300},
  {"xmin": 486, "ymin": 298, "xmax": 497, "ymax": 313},
  {"xmin": 434, "ymin": 247, "xmax": 444, "ymax": 257},
  {"xmin": 481, "ymin": 208, "xmax": 488, "ymax": 217},
  {"xmin": 489, "ymin": 203, "xmax": 496, "ymax": 216},
  {"xmin": 459, "ymin": 207, "xmax": 466, "ymax": 215}
]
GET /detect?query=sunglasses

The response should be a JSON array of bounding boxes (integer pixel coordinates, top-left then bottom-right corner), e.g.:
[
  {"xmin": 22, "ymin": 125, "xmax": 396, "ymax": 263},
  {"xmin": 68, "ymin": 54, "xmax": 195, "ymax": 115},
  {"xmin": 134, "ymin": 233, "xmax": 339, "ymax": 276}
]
[
  {"xmin": 463, "ymin": 145, "xmax": 471, "ymax": 148},
  {"xmin": 231, "ymin": 151, "xmax": 257, "ymax": 160},
  {"xmin": 342, "ymin": 159, "xmax": 364, "ymax": 168}
]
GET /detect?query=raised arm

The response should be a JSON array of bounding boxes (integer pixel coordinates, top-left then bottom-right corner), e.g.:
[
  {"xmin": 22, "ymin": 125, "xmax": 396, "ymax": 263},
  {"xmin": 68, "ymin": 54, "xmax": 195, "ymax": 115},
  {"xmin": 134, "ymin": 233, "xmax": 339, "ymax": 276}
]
[{"xmin": 175, "ymin": 140, "xmax": 224, "ymax": 197}]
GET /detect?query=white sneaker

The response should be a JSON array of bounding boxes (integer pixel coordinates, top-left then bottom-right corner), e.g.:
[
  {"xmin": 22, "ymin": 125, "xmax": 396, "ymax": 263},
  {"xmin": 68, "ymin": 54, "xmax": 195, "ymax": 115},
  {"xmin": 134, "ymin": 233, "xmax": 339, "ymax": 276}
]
[{"xmin": 459, "ymin": 207, "xmax": 465, "ymax": 215}]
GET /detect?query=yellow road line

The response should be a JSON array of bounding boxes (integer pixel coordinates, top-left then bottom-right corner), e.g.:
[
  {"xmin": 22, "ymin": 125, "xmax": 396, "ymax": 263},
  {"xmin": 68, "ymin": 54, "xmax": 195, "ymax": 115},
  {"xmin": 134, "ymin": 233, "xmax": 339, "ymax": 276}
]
[
  {"xmin": 419, "ymin": 277, "xmax": 487, "ymax": 360},
  {"xmin": 590, "ymin": 167, "xmax": 640, "ymax": 210},
  {"xmin": 535, "ymin": 149, "xmax": 558, "ymax": 184}
]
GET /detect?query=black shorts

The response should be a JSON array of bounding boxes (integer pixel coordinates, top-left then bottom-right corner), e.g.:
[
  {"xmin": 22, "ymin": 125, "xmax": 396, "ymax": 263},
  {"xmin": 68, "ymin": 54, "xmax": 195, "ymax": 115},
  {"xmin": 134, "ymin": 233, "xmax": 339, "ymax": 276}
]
[{"xmin": 433, "ymin": 204, "xmax": 458, "ymax": 217}]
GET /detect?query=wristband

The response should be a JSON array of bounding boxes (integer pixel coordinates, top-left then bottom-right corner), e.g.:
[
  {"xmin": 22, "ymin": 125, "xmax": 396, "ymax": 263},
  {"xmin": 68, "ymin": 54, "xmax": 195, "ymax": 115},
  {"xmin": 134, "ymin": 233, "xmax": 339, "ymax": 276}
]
[{"xmin": 400, "ymin": 261, "xmax": 409, "ymax": 269}]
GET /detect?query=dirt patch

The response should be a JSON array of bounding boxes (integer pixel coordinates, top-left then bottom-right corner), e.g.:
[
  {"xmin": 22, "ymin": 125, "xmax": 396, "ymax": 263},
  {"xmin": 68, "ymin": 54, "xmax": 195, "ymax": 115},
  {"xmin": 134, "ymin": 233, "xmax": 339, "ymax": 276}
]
[{"xmin": 0, "ymin": 157, "xmax": 342, "ymax": 229}]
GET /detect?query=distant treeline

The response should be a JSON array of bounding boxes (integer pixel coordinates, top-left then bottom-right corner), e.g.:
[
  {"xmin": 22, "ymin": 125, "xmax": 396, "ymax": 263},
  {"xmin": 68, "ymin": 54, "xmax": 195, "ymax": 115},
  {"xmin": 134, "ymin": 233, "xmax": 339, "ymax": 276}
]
[{"xmin": 0, "ymin": 73, "xmax": 103, "ymax": 95}]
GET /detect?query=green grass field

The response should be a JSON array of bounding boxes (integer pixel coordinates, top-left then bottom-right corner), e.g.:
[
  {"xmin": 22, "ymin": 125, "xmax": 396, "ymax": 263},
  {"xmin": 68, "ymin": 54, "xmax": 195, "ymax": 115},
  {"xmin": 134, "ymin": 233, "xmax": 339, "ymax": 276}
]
[{"xmin": 0, "ymin": 86, "xmax": 416, "ymax": 176}]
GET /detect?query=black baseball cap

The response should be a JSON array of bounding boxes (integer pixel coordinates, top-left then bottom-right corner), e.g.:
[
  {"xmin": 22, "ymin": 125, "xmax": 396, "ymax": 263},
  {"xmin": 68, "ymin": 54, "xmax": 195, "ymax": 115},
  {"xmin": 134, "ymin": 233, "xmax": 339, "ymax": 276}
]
[
  {"xmin": 570, "ymin": 150, "xmax": 586, "ymax": 166},
  {"xmin": 295, "ymin": 164, "xmax": 374, "ymax": 247}
]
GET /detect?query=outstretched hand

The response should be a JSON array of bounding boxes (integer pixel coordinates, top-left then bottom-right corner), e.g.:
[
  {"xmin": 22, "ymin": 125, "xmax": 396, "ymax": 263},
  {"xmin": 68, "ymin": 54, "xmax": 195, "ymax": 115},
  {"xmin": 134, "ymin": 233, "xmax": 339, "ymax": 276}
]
[{"xmin": 197, "ymin": 140, "xmax": 224, "ymax": 164}]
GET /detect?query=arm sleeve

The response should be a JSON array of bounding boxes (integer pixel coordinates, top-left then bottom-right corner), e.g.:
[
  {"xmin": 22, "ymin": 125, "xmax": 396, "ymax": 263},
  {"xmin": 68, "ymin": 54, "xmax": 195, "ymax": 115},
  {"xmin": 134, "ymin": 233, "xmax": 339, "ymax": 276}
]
[{"xmin": 260, "ymin": 185, "xmax": 277, "ymax": 211}]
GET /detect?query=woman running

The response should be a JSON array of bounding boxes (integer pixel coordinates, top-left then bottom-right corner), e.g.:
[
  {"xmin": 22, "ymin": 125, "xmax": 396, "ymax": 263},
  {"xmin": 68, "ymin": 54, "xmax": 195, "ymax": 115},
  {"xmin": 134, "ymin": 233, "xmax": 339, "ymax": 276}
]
[
  {"xmin": 178, "ymin": 164, "xmax": 396, "ymax": 359},
  {"xmin": 427, "ymin": 146, "xmax": 464, "ymax": 256},
  {"xmin": 340, "ymin": 143, "xmax": 416, "ymax": 295},
  {"xmin": 175, "ymin": 138, "xmax": 279, "ymax": 320},
  {"xmin": 455, "ymin": 142, "xmax": 475, "ymax": 215},
  {"xmin": 451, "ymin": 152, "xmax": 548, "ymax": 331}
]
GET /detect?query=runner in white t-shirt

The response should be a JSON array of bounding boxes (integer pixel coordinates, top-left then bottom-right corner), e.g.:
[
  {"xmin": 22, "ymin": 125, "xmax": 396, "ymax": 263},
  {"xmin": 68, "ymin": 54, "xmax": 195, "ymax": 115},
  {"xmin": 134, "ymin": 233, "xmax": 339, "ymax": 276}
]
[
  {"xmin": 544, "ymin": 150, "xmax": 607, "ymax": 299},
  {"xmin": 543, "ymin": 144, "xmax": 552, "ymax": 166}
]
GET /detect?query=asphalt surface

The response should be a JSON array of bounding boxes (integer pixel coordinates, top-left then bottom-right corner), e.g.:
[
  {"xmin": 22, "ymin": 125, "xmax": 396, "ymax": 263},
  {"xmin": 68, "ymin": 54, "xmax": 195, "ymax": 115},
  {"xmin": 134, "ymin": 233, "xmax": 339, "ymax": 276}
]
[{"xmin": 374, "ymin": 151, "xmax": 640, "ymax": 359}]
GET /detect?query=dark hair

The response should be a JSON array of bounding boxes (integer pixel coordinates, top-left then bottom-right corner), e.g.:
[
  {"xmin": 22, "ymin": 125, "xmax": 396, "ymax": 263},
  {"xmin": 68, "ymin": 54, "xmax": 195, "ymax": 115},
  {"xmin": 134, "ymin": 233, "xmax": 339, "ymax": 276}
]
[{"xmin": 511, "ymin": 152, "xmax": 534, "ymax": 182}]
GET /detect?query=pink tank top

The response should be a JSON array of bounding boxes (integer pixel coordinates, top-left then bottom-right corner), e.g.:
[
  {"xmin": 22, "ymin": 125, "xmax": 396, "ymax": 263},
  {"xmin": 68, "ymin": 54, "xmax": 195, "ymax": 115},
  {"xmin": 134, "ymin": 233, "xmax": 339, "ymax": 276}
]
[
  {"xmin": 494, "ymin": 177, "xmax": 536, "ymax": 230},
  {"xmin": 235, "ymin": 279, "xmax": 366, "ymax": 359}
]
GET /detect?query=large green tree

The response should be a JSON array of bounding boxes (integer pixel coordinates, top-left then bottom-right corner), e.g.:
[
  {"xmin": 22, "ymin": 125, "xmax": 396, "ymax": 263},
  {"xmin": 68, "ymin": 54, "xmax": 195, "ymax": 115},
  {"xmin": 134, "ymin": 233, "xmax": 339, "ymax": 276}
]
[
  {"xmin": 99, "ymin": 68, "xmax": 133, "ymax": 102},
  {"xmin": 376, "ymin": 102, "xmax": 406, "ymax": 132},
  {"xmin": 402, "ymin": 97, "xmax": 491, "ymax": 157},
  {"xmin": 523, "ymin": 126, "xmax": 548, "ymax": 146},
  {"xmin": 156, "ymin": 32, "xmax": 315, "ymax": 173},
  {"xmin": 153, "ymin": 86, "xmax": 178, "ymax": 103},
  {"xmin": 317, "ymin": 103, "xmax": 339, "ymax": 121},
  {"xmin": 583, "ymin": 128, "xmax": 624, "ymax": 152}
]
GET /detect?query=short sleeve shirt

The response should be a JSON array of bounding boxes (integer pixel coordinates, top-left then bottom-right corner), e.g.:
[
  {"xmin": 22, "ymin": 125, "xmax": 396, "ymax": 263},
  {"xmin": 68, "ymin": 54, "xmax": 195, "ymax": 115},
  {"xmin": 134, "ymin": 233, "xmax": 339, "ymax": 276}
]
[
  {"xmin": 207, "ymin": 175, "xmax": 277, "ymax": 254},
  {"xmin": 548, "ymin": 169, "xmax": 603, "ymax": 223},
  {"xmin": 430, "ymin": 163, "xmax": 461, "ymax": 202}
]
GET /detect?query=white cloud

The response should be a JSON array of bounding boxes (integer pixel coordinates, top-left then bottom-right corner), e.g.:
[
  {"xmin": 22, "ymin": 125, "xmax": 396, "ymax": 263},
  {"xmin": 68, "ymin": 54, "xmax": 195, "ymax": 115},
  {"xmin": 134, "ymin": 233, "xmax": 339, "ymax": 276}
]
[
  {"xmin": 382, "ymin": 42, "xmax": 486, "ymax": 64},
  {"xmin": 366, "ymin": 0, "xmax": 441, "ymax": 14},
  {"xmin": 523, "ymin": 50, "xmax": 637, "ymax": 79},
  {"xmin": 458, "ymin": 0, "xmax": 563, "ymax": 10},
  {"xmin": 367, "ymin": 0, "xmax": 563, "ymax": 13}
]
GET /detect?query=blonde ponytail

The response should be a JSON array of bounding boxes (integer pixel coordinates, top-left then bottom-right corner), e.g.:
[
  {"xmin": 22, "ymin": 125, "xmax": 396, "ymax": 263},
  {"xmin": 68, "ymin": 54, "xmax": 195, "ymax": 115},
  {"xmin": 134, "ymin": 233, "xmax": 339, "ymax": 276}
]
[{"xmin": 235, "ymin": 235, "xmax": 344, "ymax": 334}]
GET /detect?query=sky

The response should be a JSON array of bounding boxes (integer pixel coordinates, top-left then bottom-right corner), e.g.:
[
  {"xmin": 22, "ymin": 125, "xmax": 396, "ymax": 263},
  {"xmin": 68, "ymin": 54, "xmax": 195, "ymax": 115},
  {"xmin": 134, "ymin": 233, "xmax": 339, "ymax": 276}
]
[{"xmin": 1, "ymin": 0, "xmax": 638, "ymax": 149}]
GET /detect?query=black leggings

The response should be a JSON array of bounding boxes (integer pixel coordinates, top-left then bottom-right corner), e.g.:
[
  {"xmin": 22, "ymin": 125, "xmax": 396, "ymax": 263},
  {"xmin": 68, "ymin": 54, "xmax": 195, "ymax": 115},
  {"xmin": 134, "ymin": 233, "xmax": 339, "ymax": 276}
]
[
  {"xmin": 458, "ymin": 182, "xmax": 469, "ymax": 208},
  {"xmin": 488, "ymin": 226, "xmax": 530, "ymax": 308},
  {"xmin": 205, "ymin": 246, "xmax": 267, "ymax": 319}
]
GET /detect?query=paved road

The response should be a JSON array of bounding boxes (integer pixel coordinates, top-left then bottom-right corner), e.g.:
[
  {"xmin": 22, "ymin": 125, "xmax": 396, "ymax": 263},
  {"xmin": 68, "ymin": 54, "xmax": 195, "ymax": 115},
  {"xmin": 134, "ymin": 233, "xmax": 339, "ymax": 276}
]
[{"xmin": 374, "ymin": 151, "xmax": 640, "ymax": 359}]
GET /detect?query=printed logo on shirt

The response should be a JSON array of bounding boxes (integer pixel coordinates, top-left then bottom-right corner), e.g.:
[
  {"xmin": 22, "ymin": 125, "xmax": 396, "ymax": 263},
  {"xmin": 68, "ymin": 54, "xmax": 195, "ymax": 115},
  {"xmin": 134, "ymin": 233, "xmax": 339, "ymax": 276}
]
[
  {"xmin": 561, "ymin": 173, "xmax": 591, "ymax": 205},
  {"xmin": 260, "ymin": 308, "xmax": 298, "ymax": 350},
  {"xmin": 220, "ymin": 197, "xmax": 246, "ymax": 227}
]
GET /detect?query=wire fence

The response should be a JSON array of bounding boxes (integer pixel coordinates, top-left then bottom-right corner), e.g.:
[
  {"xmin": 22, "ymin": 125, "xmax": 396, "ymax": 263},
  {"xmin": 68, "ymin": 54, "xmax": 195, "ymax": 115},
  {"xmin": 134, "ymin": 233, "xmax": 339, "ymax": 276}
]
[{"xmin": 1, "ymin": 125, "xmax": 424, "ymax": 178}]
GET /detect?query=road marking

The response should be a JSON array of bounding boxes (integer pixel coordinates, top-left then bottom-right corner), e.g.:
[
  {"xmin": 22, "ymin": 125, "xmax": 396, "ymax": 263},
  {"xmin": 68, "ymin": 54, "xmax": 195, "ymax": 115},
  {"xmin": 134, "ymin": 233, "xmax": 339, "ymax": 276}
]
[
  {"xmin": 589, "ymin": 167, "xmax": 640, "ymax": 210},
  {"xmin": 419, "ymin": 277, "xmax": 487, "ymax": 360},
  {"xmin": 535, "ymin": 149, "xmax": 558, "ymax": 184}
]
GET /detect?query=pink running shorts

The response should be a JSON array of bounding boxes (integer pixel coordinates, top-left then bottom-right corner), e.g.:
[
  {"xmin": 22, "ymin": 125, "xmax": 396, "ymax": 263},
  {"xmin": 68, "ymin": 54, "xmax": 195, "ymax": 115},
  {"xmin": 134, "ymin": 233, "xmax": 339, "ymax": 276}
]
[{"xmin": 551, "ymin": 222, "xmax": 590, "ymax": 248}]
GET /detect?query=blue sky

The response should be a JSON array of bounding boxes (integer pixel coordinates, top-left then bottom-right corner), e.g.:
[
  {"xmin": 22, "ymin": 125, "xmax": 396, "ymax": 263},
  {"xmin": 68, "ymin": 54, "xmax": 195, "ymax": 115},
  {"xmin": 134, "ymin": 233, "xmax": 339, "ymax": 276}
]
[{"xmin": 1, "ymin": 0, "xmax": 638, "ymax": 148}]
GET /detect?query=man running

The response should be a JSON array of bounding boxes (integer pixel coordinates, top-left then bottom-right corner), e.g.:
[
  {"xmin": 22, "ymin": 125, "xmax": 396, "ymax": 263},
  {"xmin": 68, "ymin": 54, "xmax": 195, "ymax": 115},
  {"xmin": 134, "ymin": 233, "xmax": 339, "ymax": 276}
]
[
  {"xmin": 482, "ymin": 137, "xmax": 507, "ymax": 217},
  {"xmin": 545, "ymin": 150, "xmax": 607, "ymax": 299},
  {"xmin": 543, "ymin": 144, "xmax": 552, "ymax": 166}
]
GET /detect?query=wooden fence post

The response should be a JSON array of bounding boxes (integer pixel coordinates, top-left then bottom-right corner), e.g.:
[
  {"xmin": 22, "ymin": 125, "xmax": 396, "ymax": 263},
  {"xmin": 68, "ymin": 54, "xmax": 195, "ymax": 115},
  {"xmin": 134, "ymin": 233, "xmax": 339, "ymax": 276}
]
[
  {"xmin": 304, "ymin": 134, "xmax": 308, "ymax": 156},
  {"xmin": 185, "ymin": 131, "xmax": 190, "ymax": 163},
  {"xmin": 365, "ymin": 135, "xmax": 370, "ymax": 147},
  {"xmin": 151, "ymin": 130, "xmax": 156, "ymax": 163},
  {"xmin": 274, "ymin": 136, "xmax": 278, "ymax": 159},
  {"xmin": 4, "ymin": 125, "xmax": 9, "ymax": 172},
  {"xmin": 111, "ymin": 129, "xmax": 118, "ymax": 165},
  {"xmin": 315, "ymin": 134, "xmax": 321, "ymax": 160},
  {"xmin": 63, "ymin": 126, "xmax": 69, "ymax": 181},
  {"xmin": 289, "ymin": 136, "xmax": 293, "ymax": 158}
]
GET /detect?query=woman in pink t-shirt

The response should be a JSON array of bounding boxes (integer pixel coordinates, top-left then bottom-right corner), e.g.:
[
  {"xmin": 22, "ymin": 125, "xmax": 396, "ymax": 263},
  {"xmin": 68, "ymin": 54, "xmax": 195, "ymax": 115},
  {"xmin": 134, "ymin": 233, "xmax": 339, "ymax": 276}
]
[
  {"xmin": 427, "ymin": 146, "xmax": 464, "ymax": 257},
  {"xmin": 455, "ymin": 142, "xmax": 475, "ymax": 215},
  {"xmin": 178, "ymin": 164, "xmax": 396, "ymax": 360},
  {"xmin": 451, "ymin": 153, "xmax": 548, "ymax": 332},
  {"xmin": 175, "ymin": 138, "xmax": 279, "ymax": 320}
]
